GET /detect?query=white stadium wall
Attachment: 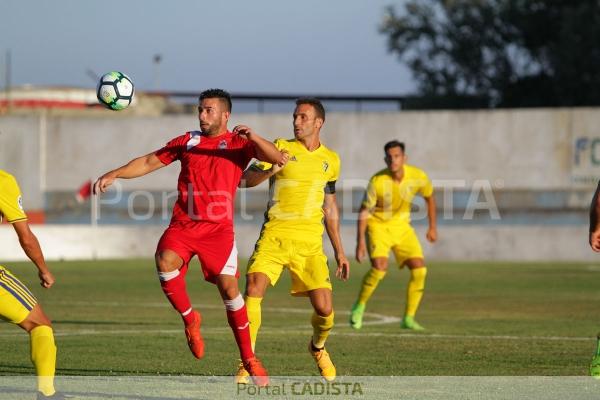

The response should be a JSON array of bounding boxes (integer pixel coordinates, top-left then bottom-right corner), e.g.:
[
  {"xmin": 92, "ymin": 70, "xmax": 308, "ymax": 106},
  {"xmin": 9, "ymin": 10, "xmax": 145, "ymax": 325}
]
[
  {"xmin": 0, "ymin": 224, "xmax": 595, "ymax": 262},
  {"xmin": 1, "ymin": 107, "xmax": 599, "ymax": 261},
  {"xmin": 3, "ymin": 108, "xmax": 600, "ymax": 194}
]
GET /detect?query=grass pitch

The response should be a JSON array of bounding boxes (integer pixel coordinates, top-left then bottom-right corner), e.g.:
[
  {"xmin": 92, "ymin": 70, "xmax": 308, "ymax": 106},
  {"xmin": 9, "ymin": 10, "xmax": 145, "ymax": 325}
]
[{"xmin": 0, "ymin": 259, "xmax": 598, "ymax": 376}]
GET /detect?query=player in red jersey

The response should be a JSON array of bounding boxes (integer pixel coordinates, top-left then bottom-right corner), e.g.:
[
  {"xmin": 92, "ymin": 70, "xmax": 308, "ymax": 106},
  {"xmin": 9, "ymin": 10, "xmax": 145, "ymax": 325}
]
[{"xmin": 94, "ymin": 89, "xmax": 286, "ymax": 385}]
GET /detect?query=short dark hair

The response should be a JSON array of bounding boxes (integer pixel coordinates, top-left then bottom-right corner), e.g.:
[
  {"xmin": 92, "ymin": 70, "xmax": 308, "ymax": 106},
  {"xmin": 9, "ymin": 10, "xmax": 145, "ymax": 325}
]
[
  {"xmin": 199, "ymin": 88, "xmax": 232, "ymax": 112},
  {"xmin": 384, "ymin": 140, "xmax": 405, "ymax": 154},
  {"xmin": 296, "ymin": 97, "xmax": 325, "ymax": 121}
]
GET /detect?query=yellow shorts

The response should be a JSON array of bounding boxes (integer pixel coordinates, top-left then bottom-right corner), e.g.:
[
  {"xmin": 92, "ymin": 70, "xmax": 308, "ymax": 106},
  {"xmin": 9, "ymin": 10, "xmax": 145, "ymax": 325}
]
[
  {"xmin": 0, "ymin": 265, "xmax": 37, "ymax": 324},
  {"xmin": 247, "ymin": 235, "xmax": 332, "ymax": 296},
  {"xmin": 366, "ymin": 223, "xmax": 424, "ymax": 267}
]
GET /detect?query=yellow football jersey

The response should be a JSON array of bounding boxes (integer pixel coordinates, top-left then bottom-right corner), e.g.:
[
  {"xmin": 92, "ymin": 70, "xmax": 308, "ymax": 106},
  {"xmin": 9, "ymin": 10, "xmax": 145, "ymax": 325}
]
[
  {"xmin": 0, "ymin": 170, "xmax": 27, "ymax": 224},
  {"xmin": 362, "ymin": 165, "xmax": 433, "ymax": 226},
  {"xmin": 253, "ymin": 138, "xmax": 341, "ymax": 241}
]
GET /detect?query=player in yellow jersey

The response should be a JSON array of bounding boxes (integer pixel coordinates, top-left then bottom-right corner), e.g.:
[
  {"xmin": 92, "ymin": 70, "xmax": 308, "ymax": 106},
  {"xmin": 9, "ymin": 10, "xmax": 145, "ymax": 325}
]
[
  {"xmin": 349, "ymin": 140, "xmax": 437, "ymax": 331},
  {"xmin": 235, "ymin": 98, "xmax": 350, "ymax": 382},
  {"xmin": 0, "ymin": 170, "xmax": 64, "ymax": 399}
]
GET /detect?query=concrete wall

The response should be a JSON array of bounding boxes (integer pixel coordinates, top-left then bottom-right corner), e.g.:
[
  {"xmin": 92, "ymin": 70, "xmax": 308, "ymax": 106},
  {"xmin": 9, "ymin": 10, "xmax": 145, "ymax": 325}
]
[
  {"xmin": 2, "ymin": 108, "xmax": 600, "ymax": 261},
  {"xmin": 0, "ymin": 224, "xmax": 594, "ymax": 262},
  {"xmin": 2, "ymin": 107, "xmax": 600, "ymax": 203}
]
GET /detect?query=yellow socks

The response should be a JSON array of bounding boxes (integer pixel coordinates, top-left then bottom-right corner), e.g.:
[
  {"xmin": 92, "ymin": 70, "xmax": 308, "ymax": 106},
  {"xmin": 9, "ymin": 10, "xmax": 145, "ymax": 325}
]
[
  {"xmin": 357, "ymin": 268, "xmax": 387, "ymax": 306},
  {"xmin": 248, "ymin": 295, "xmax": 334, "ymax": 350},
  {"xmin": 405, "ymin": 267, "xmax": 427, "ymax": 317},
  {"xmin": 311, "ymin": 311, "xmax": 334, "ymax": 348},
  {"xmin": 245, "ymin": 296, "xmax": 263, "ymax": 352},
  {"xmin": 30, "ymin": 325, "xmax": 57, "ymax": 396},
  {"xmin": 356, "ymin": 266, "xmax": 426, "ymax": 319}
]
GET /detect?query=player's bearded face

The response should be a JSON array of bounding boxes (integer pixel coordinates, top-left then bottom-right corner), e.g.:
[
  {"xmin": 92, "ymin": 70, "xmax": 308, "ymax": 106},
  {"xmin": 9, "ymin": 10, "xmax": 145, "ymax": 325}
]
[
  {"xmin": 198, "ymin": 98, "xmax": 229, "ymax": 136},
  {"xmin": 385, "ymin": 147, "xmax": 405, "ymax": 172},
  {"xmin": 293, "ymin": 104, "xmax": 322, "ymax": 140}
]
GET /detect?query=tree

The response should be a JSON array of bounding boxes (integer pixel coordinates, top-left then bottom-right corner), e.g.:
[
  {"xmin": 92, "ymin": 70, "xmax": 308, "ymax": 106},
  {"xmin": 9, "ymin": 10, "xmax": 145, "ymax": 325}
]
[{"xmin": 381, "ymin": 0, "xmax": 600, "ymax": 108}]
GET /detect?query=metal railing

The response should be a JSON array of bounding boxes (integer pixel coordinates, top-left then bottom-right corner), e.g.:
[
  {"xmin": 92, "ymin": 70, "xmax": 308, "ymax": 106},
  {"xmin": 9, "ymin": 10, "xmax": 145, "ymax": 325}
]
[{"xmin": 147, "ymin": 91, "xmax": 407, "ymax": 113}]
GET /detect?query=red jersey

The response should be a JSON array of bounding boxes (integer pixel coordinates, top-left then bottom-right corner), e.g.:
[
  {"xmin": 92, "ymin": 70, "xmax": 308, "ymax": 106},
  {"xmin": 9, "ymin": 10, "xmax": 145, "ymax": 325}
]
[{"xmin": 155, "ymin": 130, "xmax": 256, "ymax": 226}]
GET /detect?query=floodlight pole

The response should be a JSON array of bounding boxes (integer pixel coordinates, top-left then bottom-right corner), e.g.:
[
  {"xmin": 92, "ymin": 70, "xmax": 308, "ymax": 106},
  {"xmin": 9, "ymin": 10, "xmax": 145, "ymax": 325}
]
[{"xmin": 38, "ymin": 109, "xmax": 47, "ymax": 193}]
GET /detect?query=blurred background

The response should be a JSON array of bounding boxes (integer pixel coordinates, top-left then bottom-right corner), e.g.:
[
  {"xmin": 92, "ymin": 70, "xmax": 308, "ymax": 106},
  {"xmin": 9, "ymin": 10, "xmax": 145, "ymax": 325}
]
[{"xmin": 1, "ymin": 0, "xmax": 599, "ymax": 262}]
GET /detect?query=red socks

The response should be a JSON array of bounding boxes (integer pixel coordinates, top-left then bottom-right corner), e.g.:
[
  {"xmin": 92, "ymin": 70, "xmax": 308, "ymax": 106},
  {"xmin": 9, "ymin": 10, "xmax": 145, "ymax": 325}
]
[
  {"xmin": 224, "ymin": 295, "xmax": 254, "ymax": 361},
  {"xmin": 158, "ymin": 264, "xmax": 195, "ymax": 325},
  {"xmin": 159, "ymin": 267, "xmax": 254, "ymax": 361}
]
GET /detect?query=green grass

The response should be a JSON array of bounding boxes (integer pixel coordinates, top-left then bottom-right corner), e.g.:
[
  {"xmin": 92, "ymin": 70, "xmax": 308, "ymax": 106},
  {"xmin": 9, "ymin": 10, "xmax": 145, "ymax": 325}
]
[{"xmin": 0, "ymin": 259, "xmax": 598, "ymax": 376}]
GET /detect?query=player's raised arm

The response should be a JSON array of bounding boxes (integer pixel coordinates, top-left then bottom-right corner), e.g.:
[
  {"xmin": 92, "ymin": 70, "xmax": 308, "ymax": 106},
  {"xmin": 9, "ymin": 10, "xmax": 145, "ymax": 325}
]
[
  {"xmin": 239, "ymin": 164, "xmax": 277, "ymax": 188},
  {"xmin": 323, "ymin": 192, "xmax": 350, "ymax": 281},
  {"xmin": 233, "ymin": 125, "xmax": 288, "ymax": 166},
  {"xmin": 93, "ymin": 152, "xmax": 166, "ymax": 194},
  {"xmin": 239, "ymin": 153, "xmax": 290, "ymax": 189},
  {"xmin": 424, "ymin": 195, "xmax": 438, "ymax": 243}
]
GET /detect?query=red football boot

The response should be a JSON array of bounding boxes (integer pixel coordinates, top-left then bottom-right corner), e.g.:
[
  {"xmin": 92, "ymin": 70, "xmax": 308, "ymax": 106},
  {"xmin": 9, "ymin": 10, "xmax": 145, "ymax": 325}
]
[
  {"xmin": 184, "ymin": 310, "xmax": 204, "ymax": 359},
  {"xmin": 243, "ymin": 356, "xmax": 269, "ymax": 387}
]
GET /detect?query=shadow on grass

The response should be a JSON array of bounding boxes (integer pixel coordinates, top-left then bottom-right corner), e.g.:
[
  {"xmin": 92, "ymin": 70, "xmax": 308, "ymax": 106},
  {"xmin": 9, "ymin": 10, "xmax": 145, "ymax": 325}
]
[
  {"xmin": 53, "ymin": 320, "xmax": 167, "ymax": 326},
  {"xmin": 0, "ymin": 386, "xmax": 201, "ymax": 400}
]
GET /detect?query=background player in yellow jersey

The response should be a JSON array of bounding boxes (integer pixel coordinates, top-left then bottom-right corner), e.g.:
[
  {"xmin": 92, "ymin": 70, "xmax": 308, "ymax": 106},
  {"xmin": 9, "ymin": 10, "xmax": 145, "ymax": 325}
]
[
  {"xmin": 0, "ymin": 170, "xmax": 64, "ymax": 399},
  {"xmin": 350, "ymin": 140, "xmax": 437, "ymax": 331},
  {"xmin": 236, "ymin": 98, "xmax": 350, "ymax": 381}
]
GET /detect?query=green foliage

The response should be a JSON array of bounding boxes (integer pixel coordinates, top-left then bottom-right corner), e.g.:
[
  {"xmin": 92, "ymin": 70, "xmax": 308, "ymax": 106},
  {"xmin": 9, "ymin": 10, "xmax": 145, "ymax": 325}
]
[{"xmin": 381, "ymin": 0, "xmax": 600, "ymax": 108}]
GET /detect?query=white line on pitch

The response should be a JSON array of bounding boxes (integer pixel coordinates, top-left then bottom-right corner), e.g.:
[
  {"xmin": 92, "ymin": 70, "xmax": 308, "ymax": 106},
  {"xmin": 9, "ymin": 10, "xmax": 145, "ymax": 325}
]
[
  {"xmin": 46, "ymin": 301, "xmax": 399, "ymax": 325},
  {"xmin": 1, "ymin": 302, "xmax": 592, "ymax": 342},
  {"xmin": 0, "ymin": 326, "xmax": 593, "ymax": 342}
]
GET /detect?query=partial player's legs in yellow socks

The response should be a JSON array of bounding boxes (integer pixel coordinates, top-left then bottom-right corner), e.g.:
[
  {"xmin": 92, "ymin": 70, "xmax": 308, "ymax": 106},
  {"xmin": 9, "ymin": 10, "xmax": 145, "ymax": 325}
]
[
  {"xmin": 245, "ymin": 296, "xmax": 263, "ymax": 352},
  {"xmin": 311, "ymin": 311, "xmax": 334, "ymax": 348},
  {"xmin": 401, "ymin": 267, "xmax": 427, "ymax": 331},
  {"xmin": 350, "ymin": 268, "xmax": 386, "ymax": 329},
  {"xmin": 309, "ymin": 311, "xmax": 336, "ymax": 381},
  {"xmin": 30, "ymin": 325, "xmax": 57, "ymax": 396},
  {"xmin": 357, "ymin": 268, "xmax": 386, "ymax": 306},
  {"xmin": 405, "ymin": 267, "xmax": 427, "ymax": 316}
]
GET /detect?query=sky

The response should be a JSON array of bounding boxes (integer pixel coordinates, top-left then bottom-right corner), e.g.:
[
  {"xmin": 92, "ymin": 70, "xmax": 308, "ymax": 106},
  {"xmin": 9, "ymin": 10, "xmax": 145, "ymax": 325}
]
[{"xmin": 0, "ymin": 0, "xmax": 413, "ymax": 96}]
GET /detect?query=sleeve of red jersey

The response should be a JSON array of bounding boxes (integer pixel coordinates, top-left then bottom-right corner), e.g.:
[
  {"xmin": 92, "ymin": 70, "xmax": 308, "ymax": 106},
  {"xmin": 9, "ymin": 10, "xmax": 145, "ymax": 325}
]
[
  {"xmin": 154, "ymin": 133, "xmax": 188, "ymax": 165},
  {"xmin": 242, "ymin": 138, "xmax": 258, "ymax": 165}
]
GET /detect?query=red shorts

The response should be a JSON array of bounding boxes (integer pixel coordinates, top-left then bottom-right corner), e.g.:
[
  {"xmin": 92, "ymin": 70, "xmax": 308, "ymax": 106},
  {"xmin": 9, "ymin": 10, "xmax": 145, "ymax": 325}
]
[{"xmin": 156, "ymin": 222, "xmax": 239, "ymax": 284}]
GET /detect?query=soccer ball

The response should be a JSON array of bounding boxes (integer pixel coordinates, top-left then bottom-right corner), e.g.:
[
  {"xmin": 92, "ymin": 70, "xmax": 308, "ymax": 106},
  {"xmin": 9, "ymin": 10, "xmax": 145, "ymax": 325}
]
[{"xmin": 96, "ymin": 71, "xmax": 134, "ymax": 110}]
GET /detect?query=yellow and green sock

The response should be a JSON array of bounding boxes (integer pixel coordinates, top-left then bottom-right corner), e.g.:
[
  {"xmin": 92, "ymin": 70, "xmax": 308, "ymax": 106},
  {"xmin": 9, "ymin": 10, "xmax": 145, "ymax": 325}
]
[
  {"xmin": 405, "ymin": 267, "xmax": 427, "ymax": 317},
  {"xmin": 357, "ymin": 268, "xmax": 387, "ymax": 306}
]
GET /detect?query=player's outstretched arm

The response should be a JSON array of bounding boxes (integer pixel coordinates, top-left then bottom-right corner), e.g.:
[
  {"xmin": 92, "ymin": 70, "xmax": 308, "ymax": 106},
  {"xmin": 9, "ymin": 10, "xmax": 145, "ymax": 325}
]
[
  {"xmin": 589, "ymin": 182, "xmax": 600, "ymax": 251},
  {"xmin": 93, "ymin": 152, "xmax": 166, "ymax": 194},
  {"xmin": 425, "ymin": 195, "xmax": 438, "ymax": 243},
  {"xmin": 12, "ymin": 221, "xmax": 55, "ymax": 288},
  {"xmin": 355, "ymin": 206, "xmax": 370, "ymax": 262},
  {"xmin": 239, "ymin": 164, "xmax": 282, "ymax": 188},
  {"xmin": 323, "ymin": 193, "xmax": 350, "ymax": 281},
  {"xmin": 233, "ymin": 125, "xmax": 288, "ymax": 166}
]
